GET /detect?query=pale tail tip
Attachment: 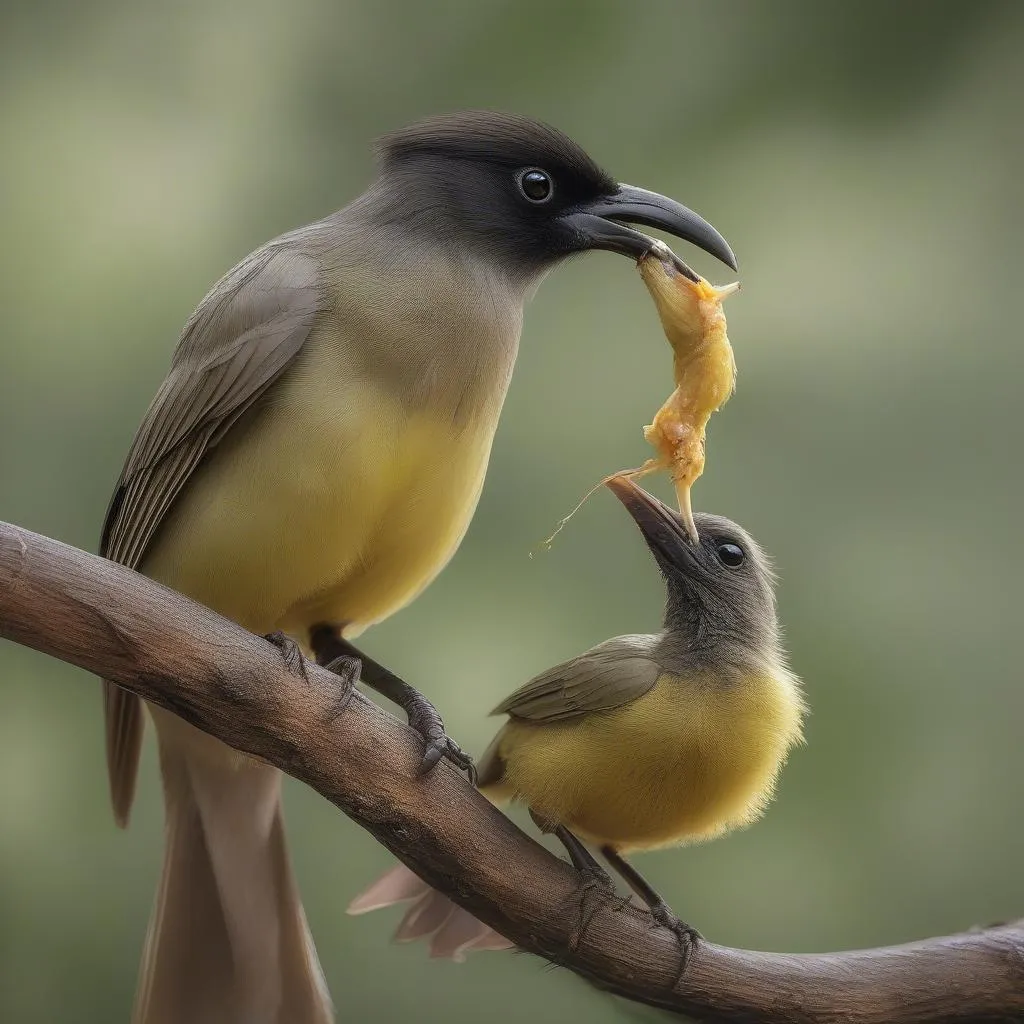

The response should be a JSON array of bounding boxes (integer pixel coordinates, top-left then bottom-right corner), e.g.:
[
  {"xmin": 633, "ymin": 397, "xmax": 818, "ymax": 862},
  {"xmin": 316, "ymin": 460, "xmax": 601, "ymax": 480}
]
[{"xmin": 346, "ymin": 864, "xmax": 431, "ymax": 915}]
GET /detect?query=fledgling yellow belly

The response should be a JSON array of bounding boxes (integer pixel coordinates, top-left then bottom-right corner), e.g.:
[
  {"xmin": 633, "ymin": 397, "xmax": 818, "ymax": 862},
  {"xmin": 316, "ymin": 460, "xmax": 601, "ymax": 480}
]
[
  {"xmin": 485, "ymin": 671, "xmax": 805, "ymax": 852},
  {"xmin": 142, "ymin": 375, "xmax": 499, "ymax": 639}
]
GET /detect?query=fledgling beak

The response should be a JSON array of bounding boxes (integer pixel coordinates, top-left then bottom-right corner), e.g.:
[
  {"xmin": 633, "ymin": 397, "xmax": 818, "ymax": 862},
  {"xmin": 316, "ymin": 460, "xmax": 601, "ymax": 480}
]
[{"xmin": 605, "ymin": 475, "xmax": 698, "ymax": 570}]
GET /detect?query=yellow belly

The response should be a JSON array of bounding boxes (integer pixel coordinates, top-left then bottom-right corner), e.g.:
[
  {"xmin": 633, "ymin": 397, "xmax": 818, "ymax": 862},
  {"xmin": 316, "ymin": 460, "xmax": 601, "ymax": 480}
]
[
  {"xmin": 486, "ymin": 670, "xmax": 804, "ymax": 852},
  {"xmin": 142, "ymin": 377, "xmax": 497, "ymax": 638}
]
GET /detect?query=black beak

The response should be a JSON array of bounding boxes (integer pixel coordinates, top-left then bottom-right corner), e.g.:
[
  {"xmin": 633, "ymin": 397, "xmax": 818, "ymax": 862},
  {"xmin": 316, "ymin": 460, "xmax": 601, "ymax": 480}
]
[
  {"xmin": 564, "ymin": 183, "xmax": 737, "ymax": 271},
  {"xmin": 606, "ymin": 475, "xmax": 697, "ymax": 571}
]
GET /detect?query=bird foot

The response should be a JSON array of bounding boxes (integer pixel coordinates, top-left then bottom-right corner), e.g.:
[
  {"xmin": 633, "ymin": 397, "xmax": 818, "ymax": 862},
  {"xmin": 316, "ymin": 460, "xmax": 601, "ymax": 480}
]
[
  {"xmin": 403, "ymin": 694, "xmax": 477, "ymax": 784},
  {"xmin": 321, "ymin": 654, "xmax": 361, "ymax": 719},
  {"xmin": 649, "ymin": 902, "xmax": 701, "ymax": 986},
  {"xmin": 566, "ymin": 866, "xmax": 621, "ymax": 950},
  {"xmin": 263, "ymin": 631, "xmax": 309, "ymax": 682},
  {"xmin": 577, "ymin": 861, "xmax": 614, "ymax": 890},
  {"xmin": 306, "ymin": 625, "xmax": 475, "ymax": 783}
]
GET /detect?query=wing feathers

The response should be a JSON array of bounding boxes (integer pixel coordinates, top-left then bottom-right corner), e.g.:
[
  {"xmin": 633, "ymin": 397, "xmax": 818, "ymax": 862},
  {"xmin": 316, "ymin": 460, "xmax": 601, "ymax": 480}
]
[
  {"xmin": 493, "ymin": 635, "xmax": 662, "ymax": 724},
  {"xmin": 99, "ymin": 240, "xmax": 323, "ymax": 822}
]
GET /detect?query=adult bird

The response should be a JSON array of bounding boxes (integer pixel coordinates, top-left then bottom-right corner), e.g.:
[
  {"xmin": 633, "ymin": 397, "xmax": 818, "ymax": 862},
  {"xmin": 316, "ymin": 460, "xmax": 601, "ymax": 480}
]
[{"xmin": 98, "ymin": 111, "xmax": 737, "ymax": 1024}]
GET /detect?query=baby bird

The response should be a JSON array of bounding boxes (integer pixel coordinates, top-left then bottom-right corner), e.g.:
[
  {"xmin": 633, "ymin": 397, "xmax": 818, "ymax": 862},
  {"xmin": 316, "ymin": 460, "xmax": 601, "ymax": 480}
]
[{"xmin": 349, "ymin": 476, "xmax": 805, "ymax": 962}]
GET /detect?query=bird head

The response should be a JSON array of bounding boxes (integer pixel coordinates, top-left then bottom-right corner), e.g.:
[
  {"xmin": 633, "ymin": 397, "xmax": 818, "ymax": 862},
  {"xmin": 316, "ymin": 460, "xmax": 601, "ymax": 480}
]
[
  {"xmin": 374, "ymin": 111, "xmax": 736, "ymax": 280},
  {"xmin": 605, "ymin": 475, "xmax": 781, "ymax": 668}
]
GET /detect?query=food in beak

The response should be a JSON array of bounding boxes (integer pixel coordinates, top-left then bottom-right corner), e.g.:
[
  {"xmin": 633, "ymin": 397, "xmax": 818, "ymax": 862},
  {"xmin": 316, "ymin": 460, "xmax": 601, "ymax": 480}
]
[
  {"xmin": 537, "ymin": 244, "xmax": 739, "ymax": 552},
  {"xmin": 623, "ymin": 253, "xmax": 739, "ymax": 542}
]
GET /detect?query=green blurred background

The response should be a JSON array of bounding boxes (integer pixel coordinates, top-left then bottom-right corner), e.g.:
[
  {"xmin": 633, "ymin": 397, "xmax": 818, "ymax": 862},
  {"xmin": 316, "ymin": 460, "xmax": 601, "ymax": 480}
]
[{"xmin": 2, "ymin": 1, "xmax": 1023, "ymax": 1020}]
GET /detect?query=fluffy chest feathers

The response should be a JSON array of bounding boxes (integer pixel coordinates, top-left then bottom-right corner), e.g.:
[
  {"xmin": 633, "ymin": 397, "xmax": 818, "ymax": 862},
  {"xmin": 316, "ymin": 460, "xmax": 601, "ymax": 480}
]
[
  {"xmin": 143, "ymin": 260, "xmax": 523, "ymax": 636},
  {"xmin": 488, "ymin": 668, "xmax": 805, "ymax": 852}
]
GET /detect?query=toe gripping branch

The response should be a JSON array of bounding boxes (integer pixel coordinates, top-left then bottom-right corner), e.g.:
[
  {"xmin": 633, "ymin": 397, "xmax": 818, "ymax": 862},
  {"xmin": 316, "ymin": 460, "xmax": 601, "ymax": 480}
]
[
  {"xmin": 602, "ymin": 845, "xmax": 701, "ymax": 984},
  {"xmin": 308, "ymin": 624, "xmax": 476, "ymax": 783}
]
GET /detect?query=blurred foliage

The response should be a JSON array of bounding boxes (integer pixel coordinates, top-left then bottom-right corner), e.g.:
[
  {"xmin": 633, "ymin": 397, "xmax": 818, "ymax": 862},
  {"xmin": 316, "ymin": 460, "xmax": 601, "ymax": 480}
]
[{"xmin": 2, "ymin": 1, "xmax": 1023, "ymax": 1021}]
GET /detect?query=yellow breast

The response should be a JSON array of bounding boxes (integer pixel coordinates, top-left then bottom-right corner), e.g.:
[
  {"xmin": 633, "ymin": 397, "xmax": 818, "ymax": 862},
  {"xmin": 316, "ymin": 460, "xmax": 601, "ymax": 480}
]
[
  {"xmin": 143, "ymin": 375, "xmax": 500, "ymax": 638},
  {"xmin": 487, "ymin": 669, "xmax": 805, "ymax": 852}
]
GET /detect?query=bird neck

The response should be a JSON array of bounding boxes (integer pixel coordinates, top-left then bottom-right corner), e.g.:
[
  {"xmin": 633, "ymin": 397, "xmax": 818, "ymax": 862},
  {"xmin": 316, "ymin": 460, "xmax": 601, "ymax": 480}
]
[
  {"xmin": 654, "ymin": 620, "xmax": 783, "ymax": 684},
  {"xmin": 319, "ymin": 194, "xmax": 529, "ymax": 422}
]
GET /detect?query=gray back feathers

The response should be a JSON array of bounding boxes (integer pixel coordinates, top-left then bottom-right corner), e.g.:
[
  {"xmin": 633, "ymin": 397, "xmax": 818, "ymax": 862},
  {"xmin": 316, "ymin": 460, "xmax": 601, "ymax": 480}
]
[{"xmin": 492, "ymin": 635, "xmax": 664, "ymax": 724}]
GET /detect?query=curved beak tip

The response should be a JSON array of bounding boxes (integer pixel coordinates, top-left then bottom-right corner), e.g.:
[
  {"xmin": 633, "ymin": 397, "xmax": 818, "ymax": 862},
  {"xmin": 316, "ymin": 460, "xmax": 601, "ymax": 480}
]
[{"xmin": 606, "ymin": 183, "xmax": 738, "ymax": 272}]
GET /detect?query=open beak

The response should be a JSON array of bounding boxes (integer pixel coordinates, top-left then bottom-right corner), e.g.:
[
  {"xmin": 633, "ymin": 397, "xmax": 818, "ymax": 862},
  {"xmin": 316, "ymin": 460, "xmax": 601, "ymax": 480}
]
[
  {"xmin": 564, "ymin": 183, "xmax": 737, "ymax": 271},
  {"xmin": 605, "ymin": 475, "xmax": 697, "ymax": 569}
]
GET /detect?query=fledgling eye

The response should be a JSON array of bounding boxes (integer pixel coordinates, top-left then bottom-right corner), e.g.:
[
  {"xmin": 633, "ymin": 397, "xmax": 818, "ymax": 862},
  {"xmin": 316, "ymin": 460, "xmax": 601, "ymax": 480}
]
[
  {"xmin": 517, "ymin": 168, "xmax": 554, "ymax": 203},
  {"xmin": 716, "ymin": 542, "xmax": 745, "ymax": 568}
]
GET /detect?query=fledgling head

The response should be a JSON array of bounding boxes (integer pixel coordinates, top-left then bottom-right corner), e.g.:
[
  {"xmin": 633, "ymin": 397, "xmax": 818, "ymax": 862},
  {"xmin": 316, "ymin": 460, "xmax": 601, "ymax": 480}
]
[
  {"xmin": 372, "ymin": 110, "xmax": 736, "ymax": 280},
  {"xmin": 606, "ymin": 476, "xmax": 784, "ymax": 674}
]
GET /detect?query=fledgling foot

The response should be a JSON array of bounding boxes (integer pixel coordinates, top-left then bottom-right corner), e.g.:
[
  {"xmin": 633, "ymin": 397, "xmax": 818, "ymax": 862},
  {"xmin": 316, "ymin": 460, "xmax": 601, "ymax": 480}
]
[
  {"xmin": 649, "ymin": 902, "xmax": 701, "ymax": 984},
  {"xmin": 597, "ymin": 845, "xmax": 701, "ymax": 986},
  {"xmin": 567, "ymin": 866, "xmax": 626, "ymax": 950},
  {"xmin": 263, "ymin": 631, "xmax": 309, "ymax": 682},
  {"xmin": 544, "ymin": 825, "xmax": 622, "ymax": 948},
  {"xmin": 575, "ymin": 859, "xmax": 614, "ymax": 891}
]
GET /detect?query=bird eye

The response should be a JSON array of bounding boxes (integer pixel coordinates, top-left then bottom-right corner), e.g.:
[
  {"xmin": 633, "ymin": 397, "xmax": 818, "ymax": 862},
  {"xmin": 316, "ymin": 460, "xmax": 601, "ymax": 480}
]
[
  {"xmin": 716, "ymin": 542, "xmax": 745, "ymax": 568},
  {"xmin": 517, "ymin": 168, "xmax": 554, "ymax": 203}
]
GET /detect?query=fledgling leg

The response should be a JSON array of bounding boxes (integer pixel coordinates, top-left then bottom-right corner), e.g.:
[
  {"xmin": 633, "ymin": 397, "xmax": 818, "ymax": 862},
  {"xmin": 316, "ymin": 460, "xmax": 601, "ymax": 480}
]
[
  {"xmin": 600, "ymin": 845, "xmax": 700, "ymax": 983},
  {"xmin": 548, "ymin": 823, "xmax": 612, "ymax": 886},
  {"xmin": 309, "ymin": 624, "xmax": 475, "ymax": 782},
  {"xmin": 530, "ymin": 813, "xmax": 626, "ymax": 949}
]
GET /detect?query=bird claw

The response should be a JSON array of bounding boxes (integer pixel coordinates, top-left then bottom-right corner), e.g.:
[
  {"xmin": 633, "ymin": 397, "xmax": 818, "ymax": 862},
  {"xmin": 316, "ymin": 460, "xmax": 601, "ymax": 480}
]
[
  {"xmin": 263, "ymin": 631, "xmax": 309, "ymax": 682},
  {"xmin": 321, "ymin": 654, "xmax": 360, "ymax": 718},
  {"xmin": 565, "ymin": 866, "xmax": 617, "ymax": 950},
  {"xmin": 306, "ymin": 627, "xmax": 475, "ymax": 782},
  {"xmin": 650, "ymin": 904, "xmax": 701, "ymax": 985},
  {"xmin": 406, "ymin": 701, "xmax": 477, "ymax": 785},
  {"xmin": 576, "ymin": 862, "xmax": 614, "ymax": 892}
]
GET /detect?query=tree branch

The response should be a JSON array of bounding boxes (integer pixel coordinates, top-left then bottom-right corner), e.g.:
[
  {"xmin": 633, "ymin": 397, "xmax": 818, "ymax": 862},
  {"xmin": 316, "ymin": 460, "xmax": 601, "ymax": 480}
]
[{"xmin": 1, "ymin": 519, "xmax": 1022, "ymax": 1023}]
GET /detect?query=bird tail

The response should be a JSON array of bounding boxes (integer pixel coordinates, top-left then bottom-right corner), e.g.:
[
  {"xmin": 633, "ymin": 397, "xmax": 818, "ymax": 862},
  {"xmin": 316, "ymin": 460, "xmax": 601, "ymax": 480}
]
[
  {"xmin": 132, "ymin": 712, "xmax": 333, "ymax": 1024},
  {"xmin": 347, "ymin": 863, "xmax": 515, "ymax": 961}
]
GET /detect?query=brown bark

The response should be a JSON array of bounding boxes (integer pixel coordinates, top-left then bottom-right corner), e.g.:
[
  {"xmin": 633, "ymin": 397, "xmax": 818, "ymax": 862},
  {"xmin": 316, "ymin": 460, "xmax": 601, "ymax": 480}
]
[{"xmin": 1, "ymin": 519, "xmax": 1022, "ymax": 1023}]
